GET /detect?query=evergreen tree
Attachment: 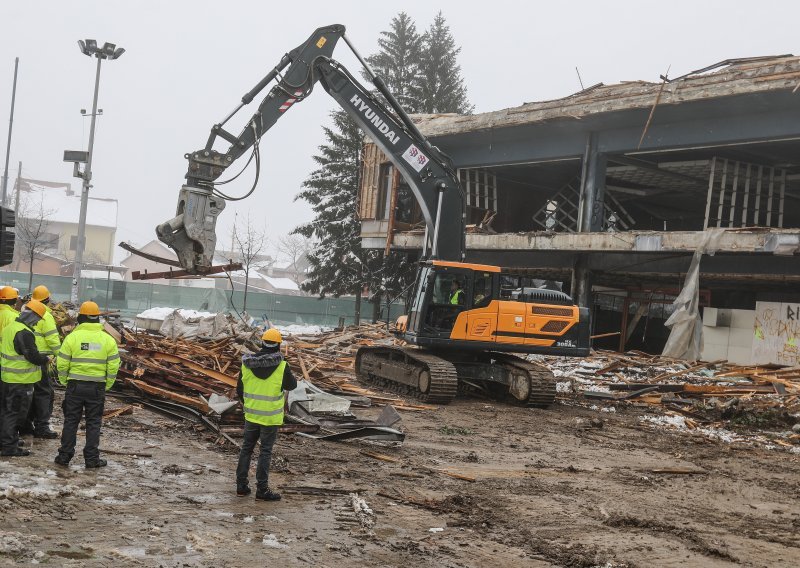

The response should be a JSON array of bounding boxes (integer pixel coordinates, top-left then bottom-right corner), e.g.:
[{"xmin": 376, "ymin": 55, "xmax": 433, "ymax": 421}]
[
  {"xmin": 296, "ymin": 12, "xmax": 471, "ymax": 319},
  {"xmin": 365, "ymin": 12, "xmax": 424, "ymax": 113},
  {"xmin": 293, "ymin": 110, "xmax": 364, "ymax": 300},
  {"xmin": 418, "ymin": 12, "xmax": 473, "ymax": 114}
]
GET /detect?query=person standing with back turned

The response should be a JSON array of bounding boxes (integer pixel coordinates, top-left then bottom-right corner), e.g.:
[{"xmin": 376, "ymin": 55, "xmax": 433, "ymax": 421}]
[
  {"xmin": 235, "ymin": 328, "xmax": 296, "ymax": 500},
  {"xmin": 54, "ymin": 301, "xmax": 119, "ymax": 468},
  {"xmin": 0, "ymin": 300, "xmax": 49, "ymax": 456}
]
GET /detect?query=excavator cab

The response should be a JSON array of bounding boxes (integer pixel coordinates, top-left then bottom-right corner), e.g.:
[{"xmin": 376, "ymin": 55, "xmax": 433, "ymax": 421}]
[{"xmin": 399, "ymin": 261, "xmax": 591, "ymax": 357}]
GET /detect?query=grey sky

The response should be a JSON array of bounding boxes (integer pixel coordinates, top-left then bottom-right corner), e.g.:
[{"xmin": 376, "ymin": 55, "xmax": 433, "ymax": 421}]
[{"xmin": 1, "ymin": 0, "xmax": 797, "ymax": 263}]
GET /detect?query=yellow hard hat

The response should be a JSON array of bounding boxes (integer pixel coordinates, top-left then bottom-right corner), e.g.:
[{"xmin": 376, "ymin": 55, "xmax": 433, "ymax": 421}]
[
  {"xmin": 79, "ymin": 301, "xmax": 101, "ymax": 316},
  {"xmin": 0, "ymin": 286, "xmax": 18, "ymax": 300},
  {"xmin": 32, "ymin": 285, "xmax": 50, "ymax": 301},
  {"xmin": 261, "ymin": 328, "xmax": 282, "ymax": 344},
  {"xmin": 26, "ymin": 299, "xmax": 47, "ymax": 318}
]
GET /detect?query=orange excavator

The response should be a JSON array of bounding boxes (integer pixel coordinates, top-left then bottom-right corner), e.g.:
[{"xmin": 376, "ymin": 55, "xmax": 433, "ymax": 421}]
[{"xmin": 156, "ymin": 25, "xmax": 590, "ymax": 407}]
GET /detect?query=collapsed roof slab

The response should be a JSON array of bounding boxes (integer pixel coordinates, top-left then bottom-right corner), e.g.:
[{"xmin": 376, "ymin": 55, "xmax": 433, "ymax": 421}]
[{"xmin": 410, "ymin": 56, "xmax": 800, "ymax": 168}]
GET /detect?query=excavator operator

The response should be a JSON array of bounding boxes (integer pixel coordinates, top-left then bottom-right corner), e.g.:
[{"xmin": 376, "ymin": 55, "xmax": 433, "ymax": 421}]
[{"xmin": 449, "ymin": 280, "xmax": 465, "ymax": 306}]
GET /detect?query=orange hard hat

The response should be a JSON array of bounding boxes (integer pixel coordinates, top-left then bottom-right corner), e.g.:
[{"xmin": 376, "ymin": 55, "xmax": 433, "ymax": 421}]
[
  {"xmin": 261, "ymin": 328, "xmax": 282, "ymax": 344},
  {"xmin": 79, "ymin": 301, "xmax": 101, "ymax": 316},
  {"xmin": 0, "ymin": 286, "xmax": 18, "ymax": 300},
  {"xmin": 26, "ymin": 299, "xmax": 47, "ymax": 318},
  {"xmin": 32, "ymin": 285, "xmax": 50, "ymax": 301}
]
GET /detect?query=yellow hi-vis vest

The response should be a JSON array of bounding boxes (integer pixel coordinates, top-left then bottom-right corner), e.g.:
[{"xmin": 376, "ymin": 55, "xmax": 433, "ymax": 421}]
[
  {"xmin": 449, "ymin": 289, "xmax": 463, "ymax": 305},
  {"xmin": 241, "ymin": 360, "xmax": 285, "ymax": 426},
  {"xmin": 57, "ymin": 322, "xmax": 120, "ymax": 389},
  {"xmin": 34, "ymin": 306, "xmax": 61, "ymax": 356},
  {"xmin": 1, "ymin": 320, "xmax": 42, "ymax": 384},
  {"xmin": 0, "ymin": 304, "xmax": 19, "ymax": 336}
]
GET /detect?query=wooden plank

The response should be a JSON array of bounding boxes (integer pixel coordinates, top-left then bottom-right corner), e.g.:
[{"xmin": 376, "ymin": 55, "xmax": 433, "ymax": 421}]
[{"xmin": 128, "ymin": 379, "xmax": 209, "ymax": 412}]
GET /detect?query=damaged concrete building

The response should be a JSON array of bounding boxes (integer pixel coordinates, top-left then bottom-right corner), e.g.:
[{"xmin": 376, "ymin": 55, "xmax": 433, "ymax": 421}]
[{"xmin": 358, "ymin": 55, "xmax": 800, "ymax": 362}]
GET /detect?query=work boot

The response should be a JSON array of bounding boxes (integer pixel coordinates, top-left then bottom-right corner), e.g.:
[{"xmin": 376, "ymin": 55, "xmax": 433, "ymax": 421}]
[
  {"xmin": 54, "ymin": 455, "xmax": 70, "ymax": 467},
  {"xmin": 255, "ymin": 488, "xmax": 281, "ymax": 501},
  {"xmin": 85, "ymin": 459, "xmax": 108, "ymax": 468},
  {"xmin": 1, "ymin": 448, "xmax": 31, "ymax": 457},
  {"xmin": 236, "ymin": 485, "xmax": 252, "ymax": 497},
  {"xmin": 17, "ymin": 440, "xmax": 25, "ymax": 447},
  {"xmin": 33, "ymin": 429, "xmax": 58, "ymax": 439}
]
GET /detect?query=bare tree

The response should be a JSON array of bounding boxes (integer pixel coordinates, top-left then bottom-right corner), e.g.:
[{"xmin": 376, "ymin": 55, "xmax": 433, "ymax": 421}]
[
  {"xmin": 14, "ymin": 194, "xmax": 56, "ymax": 292},
  {"xmin": 232, "ymin": 213, "xmax": 267, "ymax": 314},
  {"xmin": 276, "ymin": 234, "xmax": 312, "ymax": 287}
]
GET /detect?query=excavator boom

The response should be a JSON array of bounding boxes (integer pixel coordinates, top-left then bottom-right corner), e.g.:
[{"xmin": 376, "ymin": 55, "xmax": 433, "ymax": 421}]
[{"xmin": 156, "ymin": 25, "xmax": 464, "ymax": 273}]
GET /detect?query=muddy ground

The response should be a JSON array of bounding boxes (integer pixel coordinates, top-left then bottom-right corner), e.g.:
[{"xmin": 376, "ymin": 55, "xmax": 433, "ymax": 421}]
[{"xmin": 1, "ymin": 388, "xmax": 798, "ymax": 567}]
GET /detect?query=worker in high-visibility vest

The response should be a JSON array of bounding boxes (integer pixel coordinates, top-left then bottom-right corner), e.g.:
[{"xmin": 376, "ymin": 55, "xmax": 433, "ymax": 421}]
[
  {"xmin": 235, "ymin": 328, "xmax": 297, "ymax": 500},
  {"xmin": 0, "ymin": 300, "xmax": 49, "ymax": 457},
  {"xmin": 19, "ymin": 285, "xmax": 61, "ymax": 439},
  {"xmin": 54, "ymin": 301, "xmax": 119, "ymax": 468},
  {"xmin": 0, "ymin": 286, "xmax": 20, "ymax": 416}
]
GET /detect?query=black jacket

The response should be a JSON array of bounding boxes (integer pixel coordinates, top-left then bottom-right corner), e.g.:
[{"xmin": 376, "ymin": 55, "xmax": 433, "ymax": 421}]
[
  {"xmin": 13, "ymin": 324, "xmax": 49, "ymax": 366},
  {"xmin": 236, "ymin": 344, "xmax": 297, "ymax": 402}
]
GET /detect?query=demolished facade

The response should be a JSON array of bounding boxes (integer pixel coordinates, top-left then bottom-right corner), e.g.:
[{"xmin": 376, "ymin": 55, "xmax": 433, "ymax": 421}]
[{"xmin": 358, "ymin": 55, "xmax": 800, "ymax": 361}]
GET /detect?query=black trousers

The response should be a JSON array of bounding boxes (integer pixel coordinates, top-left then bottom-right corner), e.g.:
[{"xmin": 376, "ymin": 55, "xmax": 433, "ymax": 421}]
[
  {"xmin": 236, "ymin": 421, "xmax": 279, "ymax": 491},
  {"xmin": 0, "ymin": 382, "xmax": 34, "ymax": 454},
  {"xmin": 22, "ymin": 364, "xmax": 54, "ymax": 433},
  {"xmin": 58, "ymin": 381, "xmax": 105, "ymax": 463}
]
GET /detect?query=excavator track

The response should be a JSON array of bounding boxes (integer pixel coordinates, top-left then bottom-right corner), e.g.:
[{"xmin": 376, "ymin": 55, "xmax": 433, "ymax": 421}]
[
  {"xmin": 355, "ymin": 346, "xmax": 458, "ymax": 404},
  {"xmin": 488, "ymin": 353, "xmax": 557, "ymax": 408}
]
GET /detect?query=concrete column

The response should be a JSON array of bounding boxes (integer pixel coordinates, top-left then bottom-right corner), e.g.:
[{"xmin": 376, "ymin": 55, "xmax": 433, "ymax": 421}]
[
  {"xmin": 572, "ymin": 133, "xmax": 606, "ymax": 307},
  {"xmin": 578, "ymin": 133, "xmax": 607, "ymax": 232},
  {"xmin": 570, "ymin": 253, "xmax": 592, "ymax": 308}
]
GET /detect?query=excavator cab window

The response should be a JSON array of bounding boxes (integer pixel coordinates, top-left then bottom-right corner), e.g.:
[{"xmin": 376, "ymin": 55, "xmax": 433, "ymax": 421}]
[{"xmin": 422, "ymin": 269, "xmax": 471, "ymax": 335}]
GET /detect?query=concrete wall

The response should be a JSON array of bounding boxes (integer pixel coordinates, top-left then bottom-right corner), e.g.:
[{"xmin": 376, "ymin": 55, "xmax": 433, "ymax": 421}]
[{"xmin": 701, "ymin": 308, "xmax": 756, "ymax": 365}]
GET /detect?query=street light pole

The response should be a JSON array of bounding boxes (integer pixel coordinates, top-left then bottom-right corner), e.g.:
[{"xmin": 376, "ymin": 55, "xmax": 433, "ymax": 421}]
[
  {"xmin": 70, "ymin": 40, "xmax": 124, "ymax": 305},
  {"xmin": 71, "ymin": 56, "xmax": 102, "ymax": 304}
]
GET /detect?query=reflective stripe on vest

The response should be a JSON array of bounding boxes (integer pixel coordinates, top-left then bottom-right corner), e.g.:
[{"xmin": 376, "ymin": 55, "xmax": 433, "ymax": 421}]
[
  {"xmin": 0, "ymin": 320, "xmax": 41, "ymax": 384},
  {"xmin": 241, "ymin": 360, "xmax": 285, "ymax": 426},
  {"xmin": 58, "ymin": 322, "xmax": 119, "ymax": 383}
]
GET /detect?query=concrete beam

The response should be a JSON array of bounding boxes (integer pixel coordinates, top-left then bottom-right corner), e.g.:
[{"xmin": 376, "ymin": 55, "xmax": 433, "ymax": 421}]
[{"xmin": 387, "ymin": 228, "xmax": 800, "ymax": 255}]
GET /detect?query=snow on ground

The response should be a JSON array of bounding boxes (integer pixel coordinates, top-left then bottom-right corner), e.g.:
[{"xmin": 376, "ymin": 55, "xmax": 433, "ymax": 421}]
[
  {"xmin": 273, "ymin": 324, "xmax": 330, "ymax": 336},
  {"xmin": 136, "ymin": 307, "xmax": 215, "ymax": 320}
]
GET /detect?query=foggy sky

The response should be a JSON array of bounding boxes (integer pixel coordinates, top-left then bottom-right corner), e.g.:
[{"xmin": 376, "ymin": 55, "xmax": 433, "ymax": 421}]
[{"xmin": 1, "ymin": 0, "xmax": 798, "ymax": 263}]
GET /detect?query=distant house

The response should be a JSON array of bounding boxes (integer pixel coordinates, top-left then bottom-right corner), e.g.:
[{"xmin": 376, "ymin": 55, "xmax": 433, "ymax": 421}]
[{"xmin": 15, "ymin": 178, "xmax": 118, "ymax": 266}]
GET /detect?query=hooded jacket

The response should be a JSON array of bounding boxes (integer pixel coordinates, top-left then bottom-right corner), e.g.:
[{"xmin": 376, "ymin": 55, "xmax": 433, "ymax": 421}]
[{"xmin": 235, "ymin": 343, "xmax": 297, "ymax": 402}]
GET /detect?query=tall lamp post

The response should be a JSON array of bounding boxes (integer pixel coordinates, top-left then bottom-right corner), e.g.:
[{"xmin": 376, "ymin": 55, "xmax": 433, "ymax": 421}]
[{"xmin": 70, "ymin": 40, "xmax": 124, "ymax": 304}]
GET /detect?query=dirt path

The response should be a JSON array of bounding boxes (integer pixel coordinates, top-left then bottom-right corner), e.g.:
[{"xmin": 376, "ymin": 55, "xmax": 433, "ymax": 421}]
[{"xmin": 1, "ymin": 392, "xmax": 798, "ymax": 567}]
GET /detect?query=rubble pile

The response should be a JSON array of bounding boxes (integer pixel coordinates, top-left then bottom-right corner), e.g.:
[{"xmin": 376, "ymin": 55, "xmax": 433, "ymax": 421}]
[
  {"xmin": 542, "ymin": 349, "xmax": 800, "ymax": 451},
  {"xmin": 106, "ymin": 320, "xmax": 429, "ymax": 447}
]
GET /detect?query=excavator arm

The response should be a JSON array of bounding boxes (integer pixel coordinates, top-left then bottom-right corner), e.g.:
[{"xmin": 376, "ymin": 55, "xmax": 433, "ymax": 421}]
[{"xmin": 156, "ymin": 24, "xmax": 465, "ymax": 273}]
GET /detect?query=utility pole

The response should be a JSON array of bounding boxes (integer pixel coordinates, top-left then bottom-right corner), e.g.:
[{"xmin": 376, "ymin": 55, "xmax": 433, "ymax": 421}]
[
  {"xmin": 1, "ymin": 57, "xmax": 19, "ymax": 207},
  {"xmin": 71, "ymin": 55, "xmax": 103, "ymax": 303},
  {"xmin": 70, "ymin": 40, "xmax": 124, "ymax": 304}
]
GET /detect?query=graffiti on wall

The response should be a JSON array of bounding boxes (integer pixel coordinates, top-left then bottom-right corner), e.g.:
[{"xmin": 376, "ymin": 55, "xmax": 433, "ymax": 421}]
[{"xmin": 752, "ymin": 302, "xmax": 800, "ymax": 366}]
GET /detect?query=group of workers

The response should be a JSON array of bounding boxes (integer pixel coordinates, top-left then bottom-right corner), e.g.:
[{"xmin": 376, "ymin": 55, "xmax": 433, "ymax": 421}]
[
  {"xmin": 0, "ymin": 283, "xmax": 294, "ymax": 499},
  {"xmin": 0, "ymin": 284, "xmax": 119, "ymax": 468}
]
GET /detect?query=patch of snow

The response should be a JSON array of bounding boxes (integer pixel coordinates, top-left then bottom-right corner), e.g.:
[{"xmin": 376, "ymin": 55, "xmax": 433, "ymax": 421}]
[
  {"xmin": 263, "ymin": 276, "xmax": 300, "ymax": 291},
  {"xmin": 136, "ymin": 307, "xmax": 215, "ymax": 320},
  {"xmin": 243, "ymin": 516, "xmax": 254, "ymax": 524},
  {"xmin": 601, "ymin": 406, "xmax": 617, "ymax": 413},
  {"xmin": 556, "ymin": 381, "xmax": 572, "ymax": 393},
  {"xmin": 262, "ymin": 534, "xmax": 288, "ymax": 549},
  {"xmin": 642, "ymin": 414, "xmax": 687, "ymax": 429},
  {"xmin": 428, "ymin": 527, "xmax": 444, "ymax": 533},
  {"xmin": 274, "ymin": 324, "xmax": 329, "ymax": 336}
]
